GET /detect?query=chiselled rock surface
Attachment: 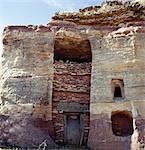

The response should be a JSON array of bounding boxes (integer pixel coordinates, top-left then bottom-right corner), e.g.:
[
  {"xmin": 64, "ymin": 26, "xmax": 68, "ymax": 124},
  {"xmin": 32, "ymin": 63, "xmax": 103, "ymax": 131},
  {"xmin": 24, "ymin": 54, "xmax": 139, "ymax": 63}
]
[
  {"xmin": 0, "ymin": 26, "xmax": 56, "ymax": 148},
  {"xmin": 1, "ymin": 26, "xmax": 54, "ymax": 105},
  {"xmin": 0, "ymin": 1, "xmax": 145, "ymax": 149},
  {"xmin": 0, "ymin": 105, "xmax": 56, "ymax": 148},
  {"xmin": 88, "ymin": 25, "xmax": 145, "ymax": 150}
]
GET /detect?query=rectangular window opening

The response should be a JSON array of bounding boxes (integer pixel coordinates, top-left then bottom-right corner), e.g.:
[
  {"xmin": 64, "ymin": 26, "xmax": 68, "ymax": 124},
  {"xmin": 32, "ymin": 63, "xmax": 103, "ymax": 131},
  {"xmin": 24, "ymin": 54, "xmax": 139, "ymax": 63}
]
[{"xmin": 112, "ymin": 79, "xmax": 124, "ymax": 101}]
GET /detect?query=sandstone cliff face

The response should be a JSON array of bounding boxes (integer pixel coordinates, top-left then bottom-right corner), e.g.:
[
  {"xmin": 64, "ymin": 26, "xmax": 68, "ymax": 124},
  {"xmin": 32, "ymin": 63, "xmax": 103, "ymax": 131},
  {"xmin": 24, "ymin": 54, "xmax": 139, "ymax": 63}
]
[
  {"xmin": 88, "ymin": 26, "xmax": 145, "ymax": 150},
  {"xmin": 1, "ymin": 26, "xmax": 54, "ymax": 105},
  {"xmin": 0, "ymin": 1, "xmax": 145, "ymax": 149},
  {"xmin": 0, "ymin": 26, "xmax": 56, "ymax": 148}
]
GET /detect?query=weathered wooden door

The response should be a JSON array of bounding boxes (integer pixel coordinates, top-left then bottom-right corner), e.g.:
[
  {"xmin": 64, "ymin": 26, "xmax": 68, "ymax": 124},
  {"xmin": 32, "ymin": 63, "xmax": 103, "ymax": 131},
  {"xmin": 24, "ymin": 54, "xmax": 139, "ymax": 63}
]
[{"xmin": 65, "ymin": 115, "xmax": 81, "ymax": 145}]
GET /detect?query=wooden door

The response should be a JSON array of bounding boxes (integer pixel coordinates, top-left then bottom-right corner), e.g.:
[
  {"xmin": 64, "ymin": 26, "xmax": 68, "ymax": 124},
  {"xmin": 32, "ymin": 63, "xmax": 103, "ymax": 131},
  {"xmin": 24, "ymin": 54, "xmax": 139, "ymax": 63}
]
[{"xmin": 65, "ymin": 115, "xmax": 81, "ymax": 145}]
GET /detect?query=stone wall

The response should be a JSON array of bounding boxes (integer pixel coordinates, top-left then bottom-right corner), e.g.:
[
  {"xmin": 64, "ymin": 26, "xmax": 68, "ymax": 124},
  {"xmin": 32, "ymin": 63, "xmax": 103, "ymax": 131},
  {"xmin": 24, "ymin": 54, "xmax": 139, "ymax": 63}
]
[
  {"xmin": 88, "ymin": 26, "xmax": 145, "ymax": 150},
  {"xmin": 89, "ymin": 27, "xmax": 145, "ymax": 103},
  {"xmin": 52, "ymin": 60, "xmax": 91, "ymax": 145}
]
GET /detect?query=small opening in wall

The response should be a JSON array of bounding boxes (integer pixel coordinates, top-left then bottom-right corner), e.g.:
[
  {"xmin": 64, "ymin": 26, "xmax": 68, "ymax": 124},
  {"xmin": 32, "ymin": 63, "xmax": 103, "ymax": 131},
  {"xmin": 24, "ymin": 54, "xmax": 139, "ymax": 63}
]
[
  {"xmin": 111, "ymin": 111, "xmax": 134, "ymax": 137},
  {"xmin": 112, "ymin": 79, "xmax": 124, "ymax": 101},
  {"xmin": 114, "ymin": 86, "xmax": 122, "ymax": 98}
]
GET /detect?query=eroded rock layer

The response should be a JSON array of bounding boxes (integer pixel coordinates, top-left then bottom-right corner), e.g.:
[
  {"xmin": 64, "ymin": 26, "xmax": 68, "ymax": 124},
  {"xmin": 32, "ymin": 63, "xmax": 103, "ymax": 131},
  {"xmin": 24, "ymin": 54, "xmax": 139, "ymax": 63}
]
[
  {"xmin": 0, "ymin": 25, "xmax": 56, "ymax": 148},
  {"xmin": 52, "ymin": 1, "xmax": 145, "ymax": 27}
]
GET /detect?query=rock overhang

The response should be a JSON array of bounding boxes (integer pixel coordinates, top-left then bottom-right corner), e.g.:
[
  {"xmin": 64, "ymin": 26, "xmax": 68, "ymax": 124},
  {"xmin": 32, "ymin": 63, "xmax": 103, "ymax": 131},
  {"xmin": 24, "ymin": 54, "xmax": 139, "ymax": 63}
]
[
  {"xmin": 2, "ymin": 1, "xmax": 145, "ymax": 71},
  {"xmin": 51, "ymin": 1, "xmax": 145, "ymax": 27}
]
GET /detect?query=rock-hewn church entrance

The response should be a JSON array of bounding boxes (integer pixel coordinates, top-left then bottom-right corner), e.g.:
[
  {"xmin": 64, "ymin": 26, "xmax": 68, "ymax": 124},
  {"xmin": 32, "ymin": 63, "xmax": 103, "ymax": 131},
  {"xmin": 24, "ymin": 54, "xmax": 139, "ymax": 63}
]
[
  {"xmin": 64, "ymin": 114, "xmax": 81, "ymax": 145},
  {"xmin": 52, "ymin": 31, "xmax": 92, "ymax": 145}
]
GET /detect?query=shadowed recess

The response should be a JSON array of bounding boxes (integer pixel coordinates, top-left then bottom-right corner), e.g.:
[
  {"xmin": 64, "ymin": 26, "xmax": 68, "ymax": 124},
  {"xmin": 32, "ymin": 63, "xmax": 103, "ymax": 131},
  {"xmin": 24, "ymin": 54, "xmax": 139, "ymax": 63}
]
[
  {"xmin": 111, "ymin": 111, "xmax": 134, "ymax": 137},
  {"xmin": 54, "ymin": 36, "xmax": 92, "ymax": 62}
]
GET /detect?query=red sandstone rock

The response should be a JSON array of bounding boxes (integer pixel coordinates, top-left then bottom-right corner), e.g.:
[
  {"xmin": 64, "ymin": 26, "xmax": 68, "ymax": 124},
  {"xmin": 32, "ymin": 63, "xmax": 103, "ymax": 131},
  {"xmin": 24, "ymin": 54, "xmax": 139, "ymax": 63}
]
[{"xmin": 0, "ymin": 1, "xmax": 145, "ymax": 149}]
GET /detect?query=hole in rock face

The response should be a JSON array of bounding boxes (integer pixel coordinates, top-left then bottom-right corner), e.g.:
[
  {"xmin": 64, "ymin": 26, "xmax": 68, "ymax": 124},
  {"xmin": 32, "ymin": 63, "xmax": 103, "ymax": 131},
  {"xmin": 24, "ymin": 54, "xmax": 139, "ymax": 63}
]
[
  {"xmin": 112, "ymin": 79, "xmax": 124, "ymax": 100},
  {"xmin": 111, "ymin": 111, "xmax": 134, "ymax": 136}
]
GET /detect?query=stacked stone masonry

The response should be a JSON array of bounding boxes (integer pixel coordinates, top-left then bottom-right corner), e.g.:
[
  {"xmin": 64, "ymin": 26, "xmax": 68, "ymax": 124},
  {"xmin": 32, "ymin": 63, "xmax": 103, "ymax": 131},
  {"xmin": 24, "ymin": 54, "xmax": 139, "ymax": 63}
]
[{"xmin": 52, "ymin": 60, "xmax": 91, "ymax": 145}]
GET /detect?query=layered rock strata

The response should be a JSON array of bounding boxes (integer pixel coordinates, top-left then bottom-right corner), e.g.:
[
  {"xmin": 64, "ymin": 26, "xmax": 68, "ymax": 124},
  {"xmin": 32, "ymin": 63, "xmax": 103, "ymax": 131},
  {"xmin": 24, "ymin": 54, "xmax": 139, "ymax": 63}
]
[
  {"xmin": 0, "ymin": 1, "xmax": 145, "ymax": 149},
  {"xmin": 0, "ymin": 26, "xmax": 56, "ymax": 148}
]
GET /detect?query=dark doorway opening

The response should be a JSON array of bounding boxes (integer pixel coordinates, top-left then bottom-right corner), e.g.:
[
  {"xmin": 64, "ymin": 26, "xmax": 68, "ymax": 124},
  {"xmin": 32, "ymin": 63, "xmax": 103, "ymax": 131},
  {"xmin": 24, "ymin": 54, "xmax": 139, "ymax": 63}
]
[{"xmin": 111, "ymin": 111, "xmax": 134, "ymax": 136}]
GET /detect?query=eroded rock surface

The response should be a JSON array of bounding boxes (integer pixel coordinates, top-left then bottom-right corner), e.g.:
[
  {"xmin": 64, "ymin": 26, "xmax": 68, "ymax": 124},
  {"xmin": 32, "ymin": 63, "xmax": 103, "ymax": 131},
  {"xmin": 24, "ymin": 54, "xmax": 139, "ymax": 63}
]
[
  {"xmin": 0, "ymin": 26, "xmax": 55, "ymax": 148},
  {"xmin": 52, "ymin": 1, "xmax": 145, "ymax": 26},
  {"xmin": 0, "ymin": 105, "xmax": 56, "ymax": 148},
  {"xmin": 0, "ymin": 1, "xmax": 145, "ymax": 149}
]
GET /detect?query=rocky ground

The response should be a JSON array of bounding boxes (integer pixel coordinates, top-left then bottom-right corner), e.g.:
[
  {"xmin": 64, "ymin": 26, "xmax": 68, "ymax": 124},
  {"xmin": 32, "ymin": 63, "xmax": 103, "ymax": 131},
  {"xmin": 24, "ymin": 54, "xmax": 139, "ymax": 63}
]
[{"xmin": 0, "ymin": 145, "xmax": 90, "ymax": 150}]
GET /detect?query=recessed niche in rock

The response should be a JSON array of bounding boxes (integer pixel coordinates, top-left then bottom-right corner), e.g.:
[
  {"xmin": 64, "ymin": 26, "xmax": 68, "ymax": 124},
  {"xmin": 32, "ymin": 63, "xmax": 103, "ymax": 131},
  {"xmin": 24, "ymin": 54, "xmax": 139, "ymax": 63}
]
[
  {"xmin": 54, "ymin": 31, "xmax": 92, "ymax": 62},
  {"xmin": 112, "ymin": 79, "xmax": 125, "ymax": 101},
  {"xmin": 52, "ymin": 30, "xmax": 92, "ymax": 145},
  {"xmin": 111, "ymin": 111, "xmax": 134, "ymax": 136}
]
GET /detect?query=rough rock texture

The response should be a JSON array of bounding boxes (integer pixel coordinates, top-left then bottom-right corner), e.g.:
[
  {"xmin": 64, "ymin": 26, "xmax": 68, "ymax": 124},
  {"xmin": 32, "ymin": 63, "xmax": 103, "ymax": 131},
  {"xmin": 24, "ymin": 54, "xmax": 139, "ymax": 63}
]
[
  {"xmin": 0, "ymin": 105, "xmax": 56, "ymax": 148},
  {"xmin": 0, "ymin": 1, "xmax": 145, "ymax": 149},
  {"xmin": 55, "ymin": 30, "xmax": 92, "ymax": 62},
  {"xmin": 88, "ymin": 26, "xmax": 145, "ymax": 150},
  {"xmin": 52, "ymin": 1, "xmax": 145, "ymax": 26},
  {"xmin": 52, "ymin": 60, "xmax": 91, "ymax": 144},
  {"xmin": 0, "ymin": 26, "xmax": 56, "ymax": 148},
  {"xmin": 1, "ymin": 26, "xmax": 54, "ymax": 105}
]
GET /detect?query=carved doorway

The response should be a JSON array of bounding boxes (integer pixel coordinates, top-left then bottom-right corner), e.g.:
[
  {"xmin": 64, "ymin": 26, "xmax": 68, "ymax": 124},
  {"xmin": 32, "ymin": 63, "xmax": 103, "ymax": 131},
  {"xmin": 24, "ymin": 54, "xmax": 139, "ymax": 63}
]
[{"xmin": 64, "ymin": 114, "xmax": 83, "ymax": 146}]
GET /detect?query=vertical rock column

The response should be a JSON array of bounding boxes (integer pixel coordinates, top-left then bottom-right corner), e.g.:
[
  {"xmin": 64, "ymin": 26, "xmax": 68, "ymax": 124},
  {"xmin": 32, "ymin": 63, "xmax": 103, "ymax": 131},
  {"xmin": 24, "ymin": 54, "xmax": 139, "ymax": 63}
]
[
  {"xmin": 0, "ymin": 26, "xmax": 56, "ymax": 148},
  {"xmin": 88, "ymin": 27, "xmax": 145, "ymax": 150}
]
